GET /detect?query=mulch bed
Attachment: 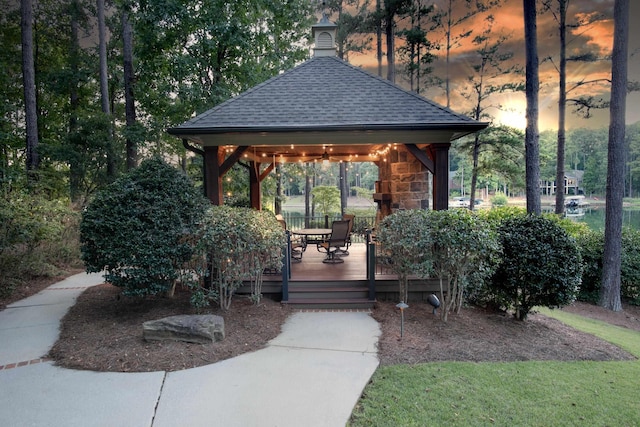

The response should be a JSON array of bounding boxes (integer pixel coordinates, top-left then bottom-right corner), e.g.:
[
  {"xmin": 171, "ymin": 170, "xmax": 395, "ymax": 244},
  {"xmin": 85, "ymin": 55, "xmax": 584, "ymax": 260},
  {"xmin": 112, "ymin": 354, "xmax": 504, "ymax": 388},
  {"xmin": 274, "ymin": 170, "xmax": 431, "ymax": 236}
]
[
  {"xmin": 49, "ymin": 284, "xmax": 291, "ymax": 372},
  {"xmin": 37, "ymin": 282, "xmax": 640, "ymax": 372},
  {"xmin": 372, "ymin": 301, "xmax": 637, "ymax": 366}
]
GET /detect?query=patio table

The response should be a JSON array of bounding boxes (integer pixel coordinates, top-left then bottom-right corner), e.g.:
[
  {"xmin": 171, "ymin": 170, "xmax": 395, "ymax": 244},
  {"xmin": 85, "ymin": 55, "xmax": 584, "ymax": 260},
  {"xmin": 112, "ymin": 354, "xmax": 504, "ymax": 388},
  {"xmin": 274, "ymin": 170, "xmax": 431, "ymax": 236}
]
[{"xmin": 292, "ymin": 228, "xmax": 332, "ymax": 251}]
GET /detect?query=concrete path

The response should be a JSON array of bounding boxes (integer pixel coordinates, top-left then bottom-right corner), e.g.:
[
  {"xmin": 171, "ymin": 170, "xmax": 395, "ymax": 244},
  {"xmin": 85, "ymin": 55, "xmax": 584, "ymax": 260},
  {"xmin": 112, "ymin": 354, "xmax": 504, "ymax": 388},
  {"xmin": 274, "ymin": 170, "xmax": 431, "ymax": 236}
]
[{"xmin": 0, "ymin": 273, "xmax": 380, "ymax": 427}]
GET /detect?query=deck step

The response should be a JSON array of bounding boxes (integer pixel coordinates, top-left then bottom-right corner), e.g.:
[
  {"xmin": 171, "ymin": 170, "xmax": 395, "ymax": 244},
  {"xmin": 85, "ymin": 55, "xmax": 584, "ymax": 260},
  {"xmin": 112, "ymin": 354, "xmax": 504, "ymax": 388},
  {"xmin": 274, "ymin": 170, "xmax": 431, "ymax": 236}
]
[
  {"xmin": 288, "ymin": 286, "xmax": 369, "ymax": 300},
  {"xmin": 282, "ymin": 298, "xmax": 376, "ymax": 310}
]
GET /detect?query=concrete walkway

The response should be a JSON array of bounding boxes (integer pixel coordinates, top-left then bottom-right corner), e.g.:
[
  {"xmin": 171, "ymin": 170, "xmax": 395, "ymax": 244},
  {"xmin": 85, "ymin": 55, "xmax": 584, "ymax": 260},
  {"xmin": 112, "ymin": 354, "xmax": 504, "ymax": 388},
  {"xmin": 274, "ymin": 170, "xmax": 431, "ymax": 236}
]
[{"xmin": 0, "ymin": 273, "xmax": 381, "ymax": 427}]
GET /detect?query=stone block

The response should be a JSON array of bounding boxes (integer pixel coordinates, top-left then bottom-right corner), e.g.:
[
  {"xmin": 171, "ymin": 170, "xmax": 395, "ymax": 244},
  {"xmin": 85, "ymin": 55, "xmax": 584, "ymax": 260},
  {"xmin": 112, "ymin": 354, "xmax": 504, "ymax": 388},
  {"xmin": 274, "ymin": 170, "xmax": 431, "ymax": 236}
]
[
  {"xmin": 391, "ymin": 162, "xmax": 408, "ymax": 174},
  {"xmin": 143, "ymin": 314, "xmax": 225, "ymax": 344}
]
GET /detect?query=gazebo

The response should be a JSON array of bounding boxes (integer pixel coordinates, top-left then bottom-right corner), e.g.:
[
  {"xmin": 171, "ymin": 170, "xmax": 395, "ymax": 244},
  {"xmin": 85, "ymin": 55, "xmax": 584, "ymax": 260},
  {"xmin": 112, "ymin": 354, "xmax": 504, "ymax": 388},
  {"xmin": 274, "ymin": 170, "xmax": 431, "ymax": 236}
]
[{"xmin": 168, "ymin": 15, "xmax": 488, "ymax": 214}]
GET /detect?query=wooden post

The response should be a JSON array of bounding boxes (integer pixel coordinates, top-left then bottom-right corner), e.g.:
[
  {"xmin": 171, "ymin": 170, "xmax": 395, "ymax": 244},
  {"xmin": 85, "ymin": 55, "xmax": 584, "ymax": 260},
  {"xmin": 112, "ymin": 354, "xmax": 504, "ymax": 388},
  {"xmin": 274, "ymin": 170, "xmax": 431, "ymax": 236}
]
[
  {"xmin": 429, "ymin": 143, "xmax": 450, "ymax": 210},
  {"xmin": 204, "ymin": 146, "xmax": 223, "ymax": 205},
  {"xmin": 249, "ymin": 161, "xmax": 261, "ymax": 210}
]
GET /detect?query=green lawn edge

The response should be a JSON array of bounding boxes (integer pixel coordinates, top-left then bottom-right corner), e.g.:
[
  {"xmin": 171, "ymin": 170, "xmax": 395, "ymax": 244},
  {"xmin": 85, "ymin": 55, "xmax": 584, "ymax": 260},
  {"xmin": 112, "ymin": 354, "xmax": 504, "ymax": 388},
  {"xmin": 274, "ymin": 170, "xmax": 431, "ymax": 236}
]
[{"xmin": 349, "ymin": 309, "xmax": 640, "ymax": 427}]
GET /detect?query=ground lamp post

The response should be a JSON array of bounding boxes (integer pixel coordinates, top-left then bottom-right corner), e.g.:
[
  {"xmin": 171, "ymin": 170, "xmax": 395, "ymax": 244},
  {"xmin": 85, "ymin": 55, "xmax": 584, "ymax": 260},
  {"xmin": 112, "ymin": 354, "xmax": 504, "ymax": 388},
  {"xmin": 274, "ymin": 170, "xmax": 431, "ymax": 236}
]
[
  {"xmin": 396, "ymin": 301, "xmax": 408, "ymax": 338},
  {"xmin": 427, "ymin": 294, "xmax": 440, "ymax": 315}
]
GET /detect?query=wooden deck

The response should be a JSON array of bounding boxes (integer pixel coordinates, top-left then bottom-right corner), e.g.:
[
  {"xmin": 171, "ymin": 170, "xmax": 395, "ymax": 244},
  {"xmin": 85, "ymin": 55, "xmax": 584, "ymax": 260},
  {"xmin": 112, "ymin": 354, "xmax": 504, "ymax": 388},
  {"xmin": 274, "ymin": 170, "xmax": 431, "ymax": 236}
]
[{"xmin": 248, "ymin": 242, "xmax": 441, "ymax": 308}]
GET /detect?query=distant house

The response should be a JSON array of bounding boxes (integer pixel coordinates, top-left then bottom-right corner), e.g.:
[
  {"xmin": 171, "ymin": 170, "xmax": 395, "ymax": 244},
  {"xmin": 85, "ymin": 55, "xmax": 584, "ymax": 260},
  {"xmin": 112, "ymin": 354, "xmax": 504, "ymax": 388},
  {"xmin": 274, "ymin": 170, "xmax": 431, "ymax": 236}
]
[{"xmin": 540, "ymin": 170, "xmax": 584, "ymax": 195}]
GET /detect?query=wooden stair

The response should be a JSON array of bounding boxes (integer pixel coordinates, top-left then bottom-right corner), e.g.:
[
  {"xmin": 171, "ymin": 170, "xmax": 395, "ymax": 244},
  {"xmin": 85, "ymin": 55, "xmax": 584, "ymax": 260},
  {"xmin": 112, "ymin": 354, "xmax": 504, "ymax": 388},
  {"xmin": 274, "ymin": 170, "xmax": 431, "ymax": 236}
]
[{"xmin": 282, "ymin": 280, "xmax": 375, "ymax": 310}]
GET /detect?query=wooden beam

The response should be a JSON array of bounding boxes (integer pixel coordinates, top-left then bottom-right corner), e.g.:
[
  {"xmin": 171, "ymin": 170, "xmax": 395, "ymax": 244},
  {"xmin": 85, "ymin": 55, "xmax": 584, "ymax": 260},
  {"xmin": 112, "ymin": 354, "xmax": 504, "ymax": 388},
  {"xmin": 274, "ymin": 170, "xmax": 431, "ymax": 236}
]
[
  {"xmin": 405, "ymin": 144, "xmax": 434, "ymax": 173},
  {"xmin": 259, "ymin": 163, "xmax": 275, "ymax": 182},
  {"xmin": 220, "ymin": 146, "xmax": 249, "ymax": 175}
]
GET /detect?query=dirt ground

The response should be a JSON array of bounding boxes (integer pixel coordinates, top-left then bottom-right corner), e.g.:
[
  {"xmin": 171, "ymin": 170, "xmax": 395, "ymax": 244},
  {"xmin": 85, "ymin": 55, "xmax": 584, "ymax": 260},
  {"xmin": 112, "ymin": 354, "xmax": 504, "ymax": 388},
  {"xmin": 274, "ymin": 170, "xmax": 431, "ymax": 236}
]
[{"xmin": 4, "ymin": 276, "xmax": 639, "ymax": 372}]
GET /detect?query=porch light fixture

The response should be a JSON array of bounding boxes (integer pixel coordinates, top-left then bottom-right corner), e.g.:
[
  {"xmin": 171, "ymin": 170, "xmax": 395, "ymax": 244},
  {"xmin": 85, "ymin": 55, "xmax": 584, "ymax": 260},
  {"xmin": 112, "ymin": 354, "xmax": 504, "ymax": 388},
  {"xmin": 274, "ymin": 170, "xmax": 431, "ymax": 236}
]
[
  {"xmin": 322, "ymin": 151, "xmax": 330, "ymax": 166},
  {"xmin": 396, "ymin": 301, "xmax": 409, "ymax": 338}
]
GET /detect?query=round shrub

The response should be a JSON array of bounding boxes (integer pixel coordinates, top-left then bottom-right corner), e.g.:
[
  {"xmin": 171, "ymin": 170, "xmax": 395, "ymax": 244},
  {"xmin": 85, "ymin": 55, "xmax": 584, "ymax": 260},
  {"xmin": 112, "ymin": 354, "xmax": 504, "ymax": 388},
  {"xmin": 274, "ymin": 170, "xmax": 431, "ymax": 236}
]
[
  {"xmin": 80, "ymin": 157, "xmax": 209, "ymax": 297},
  {"xmin": 491, "ymin": 192, "xmax": 508, "ymax": 207},
  {"xmin": 196, "ymin": 206, "xmax": 285, "ymax": 309},
  {"xmin": 490, "ymin": 215, "xmax": 582, "ymax": 320},
  {"xmin": 377, "ymin": 209, "xmax": 433, "ymax": 303}
]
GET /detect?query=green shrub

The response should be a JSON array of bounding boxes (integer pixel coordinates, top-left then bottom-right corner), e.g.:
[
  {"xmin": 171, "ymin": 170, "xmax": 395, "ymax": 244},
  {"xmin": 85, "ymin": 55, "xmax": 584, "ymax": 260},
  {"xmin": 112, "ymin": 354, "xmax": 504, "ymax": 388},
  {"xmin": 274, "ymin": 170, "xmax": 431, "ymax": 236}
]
[
  {"xmin": 80, "ymin": 157, "xmax": 209, "ymax": 298},
  {"xmin": 576, "ymin": 228, "xmax": 640, "ymax": 305},
  {"xmin": 491, "ymin": 192, "xmax": 508, "ymax": 207},
  {"xmin": 427, "ymin": 209, "xmax": 501, "ymax": 322},
  {"xmin": 195, "ymin": 206, "xmax": 285, "ymax": 309},
  {"xmin": 489, "ymin": 215, "xmax": 582, "ymax": 320},
  {"xmin": 621, "ymin": 228, "xmax": 640, "ymax": 305},
  {"xmin": 575, "ymin": 229, "xmax": 604, "ymax": 303},
  {"xmin": 376, "ymin": 210, "xmax": 433, "ymax": 303},
  {"xmin": 0, "ymin": 192, "xmax": 81, "ymax": 297}
]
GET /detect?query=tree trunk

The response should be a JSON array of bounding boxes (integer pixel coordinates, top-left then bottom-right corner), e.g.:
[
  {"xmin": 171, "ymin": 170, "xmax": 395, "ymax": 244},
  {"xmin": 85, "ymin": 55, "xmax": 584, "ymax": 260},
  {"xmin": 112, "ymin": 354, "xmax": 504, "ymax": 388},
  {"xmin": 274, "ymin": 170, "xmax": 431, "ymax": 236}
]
[
  {"xmin": 305, "ymin": 163, "xmax": 311, "ymax": 228},
  {"xmin": 69, "ymin": 1, "xmax": 82, "ymax": 203},
  {"xmin": 600, "ymin": 0, "xmax": 629, "ymax": 312},
  {"xmin": 275, "ymin": 164, "xmax": 282, "ymax": 214},
  {"xmin": 385, "ymin": 15, "xmax": 395, "ymax": 83},
  {"xmin": 554, "ymin": 0, "xmax": 567, "ymax": 215},
  {"xmin": 21, "ymin": 0, "xmax": 39, "ymax": 179},
  {"xmin": 376, "ymin": 0, "xmax": 382, "ymax": 77},
  {"xmin": 122, "ymin": 8, "xmax": 138, "ymax": 170},
  {"xmin": 98, "ymin": 0, "xmax": 116, "ymax": 180},
  {"xmin": 339, "ymin": 162, "xmax": 348, "ymax": 215},
  {"xmin": 523, "ymin": 0, "xmax": 541, "ymax": 215}
]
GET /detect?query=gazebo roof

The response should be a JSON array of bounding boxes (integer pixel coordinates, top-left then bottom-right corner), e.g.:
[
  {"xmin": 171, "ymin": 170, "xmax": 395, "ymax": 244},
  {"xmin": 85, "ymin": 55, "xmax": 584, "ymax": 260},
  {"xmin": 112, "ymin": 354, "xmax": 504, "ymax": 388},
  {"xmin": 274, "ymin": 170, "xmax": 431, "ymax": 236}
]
[{"xmin": 167, "ymin": 56, "xmax": 487, "ymax": 161}]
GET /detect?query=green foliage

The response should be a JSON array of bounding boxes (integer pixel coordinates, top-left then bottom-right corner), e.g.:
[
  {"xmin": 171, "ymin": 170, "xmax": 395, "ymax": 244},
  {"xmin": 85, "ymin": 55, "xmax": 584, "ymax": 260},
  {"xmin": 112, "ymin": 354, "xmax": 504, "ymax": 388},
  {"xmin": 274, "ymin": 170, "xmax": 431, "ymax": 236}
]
[
  {"xmin": 576, "ymin": 228, "xmax": 640, "ymax": 305},
  {"xmin": 80, "ymin": 158, "xmax": 209, "ymax": 298},
  {"xmin": 376, "ymin": 210, "xmax": 434, "ymax": 303},
  {"xmin": 490, "ymin": 215, "xmax": 582, "ymax": 320},
  {"xmin": 0, "ymin": 191, "xmax": 81, "ymax": 297},
  {"xmin": 490, "ymin": 191, "xmax": 508, "ymax": 207},
  {"xmin": 476, "ymin": 205, "xmax": 526, "ymax": 228},
  {"xmin": 195, "ymin": 206, "xmax": 285, "ymax": 309},
  {"xmin": 311, "ymin": 185, "xmax": 341, "ymax": 217},
  {"xmin": 427, "ymin": 209, "xmax": 500, "ymax": 321}
]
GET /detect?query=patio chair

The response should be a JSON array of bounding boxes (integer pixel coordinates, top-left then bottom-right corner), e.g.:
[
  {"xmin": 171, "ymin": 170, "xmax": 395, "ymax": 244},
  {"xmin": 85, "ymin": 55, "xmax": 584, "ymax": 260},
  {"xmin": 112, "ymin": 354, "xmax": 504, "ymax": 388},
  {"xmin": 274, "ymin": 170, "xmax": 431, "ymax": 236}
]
[
  {"xmin": 277, "ymin": 217, "xmax": 303, "ymax": 262},
  {"xmin": 338, "ymin": 214, "xmax": 355, "ymax": 256},
  {"xmin": 317, "ymin": 220, "xmax": 351, "ymax": 264}
]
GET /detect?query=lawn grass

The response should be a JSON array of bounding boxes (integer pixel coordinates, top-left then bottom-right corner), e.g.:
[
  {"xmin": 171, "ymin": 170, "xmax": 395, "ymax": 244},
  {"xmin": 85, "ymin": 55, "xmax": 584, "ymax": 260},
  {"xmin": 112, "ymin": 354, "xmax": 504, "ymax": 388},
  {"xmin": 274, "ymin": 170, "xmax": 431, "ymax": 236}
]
[{"xmin": 349, "ymin": 309, "xmax": 640, "ymax": 426}]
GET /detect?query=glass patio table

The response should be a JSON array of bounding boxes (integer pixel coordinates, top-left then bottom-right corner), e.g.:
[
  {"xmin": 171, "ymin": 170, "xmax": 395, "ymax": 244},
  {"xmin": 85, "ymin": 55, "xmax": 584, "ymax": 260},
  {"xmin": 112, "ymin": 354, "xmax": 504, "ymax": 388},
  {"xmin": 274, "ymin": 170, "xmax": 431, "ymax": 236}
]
[{"xmin": 292, "ymin": 228, "xmax": 332, "ymax": 251}]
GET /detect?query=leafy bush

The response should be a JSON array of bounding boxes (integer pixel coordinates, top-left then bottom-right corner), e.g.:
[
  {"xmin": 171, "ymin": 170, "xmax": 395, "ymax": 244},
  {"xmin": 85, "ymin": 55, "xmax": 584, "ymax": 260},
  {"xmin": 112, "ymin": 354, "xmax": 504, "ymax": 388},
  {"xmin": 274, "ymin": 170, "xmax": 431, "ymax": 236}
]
[
  {"xmin": 489, "ymin": 215, "xmax": 582, "ymax": 320},
  {"xmin": 195, "ymin": 206, "xmax": 285, "ymax": 309},
  {"xmin": 491, "ymin": 192, "xmax": 508, "ymax": 207},
  {"xmin": 376, "ymin": 210, "xmax": 433, "ymax": 303},
  {"xmin": 80, "ymin": 158, "xmax": 209, "ymax": 298},
  {"xmin": 0, "ymin": 192, "xmax": 81, "ymax": 297},
  {"xmin": 574, "ymin": 229, "xmax": 604, "ymax": 303},
  {"xmin": 621, "ymin": 228, "xmax": 640, "ymax": 305},
  {"xmin": 427, "ymin": 209, "xmax": 501, "ymax": 322},
  {"xmin": 576, "ymin": 228, "xmax": 640, "ymax": 305}
]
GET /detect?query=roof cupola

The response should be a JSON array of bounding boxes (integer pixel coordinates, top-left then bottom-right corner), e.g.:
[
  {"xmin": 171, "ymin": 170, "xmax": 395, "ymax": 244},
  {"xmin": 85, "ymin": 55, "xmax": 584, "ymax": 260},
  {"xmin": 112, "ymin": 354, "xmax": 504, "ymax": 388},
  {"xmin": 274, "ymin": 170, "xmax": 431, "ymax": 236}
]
[{"xmin": 312, "ymin": 13, "xmax": 337, "ymax": 57}]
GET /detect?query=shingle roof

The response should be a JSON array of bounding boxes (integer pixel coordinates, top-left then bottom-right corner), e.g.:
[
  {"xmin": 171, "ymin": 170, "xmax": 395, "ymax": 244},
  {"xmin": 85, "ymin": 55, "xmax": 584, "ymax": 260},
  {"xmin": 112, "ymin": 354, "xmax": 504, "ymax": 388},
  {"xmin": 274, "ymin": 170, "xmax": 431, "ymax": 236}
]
[{"xmin": 168, "ymin": 56, "xmax": 485, "ymax": 135}]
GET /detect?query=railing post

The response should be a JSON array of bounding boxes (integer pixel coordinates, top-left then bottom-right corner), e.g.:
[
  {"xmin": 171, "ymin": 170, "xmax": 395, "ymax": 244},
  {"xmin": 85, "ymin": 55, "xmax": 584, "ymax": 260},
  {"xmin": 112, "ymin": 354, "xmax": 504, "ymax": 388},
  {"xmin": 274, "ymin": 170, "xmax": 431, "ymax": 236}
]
[
  {"xmin": 282, "ymin": 231, "xmax": 290, "ymax": 302},
  {"xmin": 366, "ymin": 229, "xmax": 376, "ymax": 301}
]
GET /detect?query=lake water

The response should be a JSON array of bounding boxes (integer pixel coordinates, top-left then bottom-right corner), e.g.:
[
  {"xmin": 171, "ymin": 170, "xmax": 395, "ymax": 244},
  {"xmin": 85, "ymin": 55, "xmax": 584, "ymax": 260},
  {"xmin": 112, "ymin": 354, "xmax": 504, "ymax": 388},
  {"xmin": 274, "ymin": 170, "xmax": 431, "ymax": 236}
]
[{"xmin": 563, "ymin": 207, "xmax": 640, "ymax": 231}]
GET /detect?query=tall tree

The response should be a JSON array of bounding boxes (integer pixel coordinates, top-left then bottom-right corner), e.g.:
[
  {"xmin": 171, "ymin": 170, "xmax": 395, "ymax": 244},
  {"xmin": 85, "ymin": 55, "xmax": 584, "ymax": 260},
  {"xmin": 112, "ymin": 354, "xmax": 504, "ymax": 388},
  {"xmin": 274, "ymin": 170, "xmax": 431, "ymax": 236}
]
[
  {"xmin": 523, "ymin": 0, "xmax": 541, "ymax": 214},
  {"xmin": 122, "ymin": 6, "xmax": 137, "ymax": 170},
  {"xmin": 382, "ymin": 0, "xmax": 411, "ymax": 83},
  {"xmin": 97, "ymin": 0, "xmax": 116, "ymax": 179},
  {"xmin": 600, "ymin": 0, "xmax": 629, "ymax": 312},
  {"xmin": 431, "ymin": 0, "xmax": 499, "ymax": 108},
  {"xmin": 397, "ymin": 0, "xmax": 435, "ymax": 93},
  {"xmin": 460, "ymin": 16, "xmax": 522, "ymax": 210},
  {"xmin": 21, "ymin": 0, "xmax": 39, "ymax": 179}
]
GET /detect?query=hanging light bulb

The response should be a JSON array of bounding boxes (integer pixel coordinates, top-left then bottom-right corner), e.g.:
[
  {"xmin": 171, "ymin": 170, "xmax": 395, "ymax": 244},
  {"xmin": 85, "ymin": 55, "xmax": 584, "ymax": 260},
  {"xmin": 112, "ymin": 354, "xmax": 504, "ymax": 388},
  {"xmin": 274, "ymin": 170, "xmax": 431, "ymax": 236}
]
[{"xmin": 322, "ymin": 151, "xmax": 330, "ymax": 167}]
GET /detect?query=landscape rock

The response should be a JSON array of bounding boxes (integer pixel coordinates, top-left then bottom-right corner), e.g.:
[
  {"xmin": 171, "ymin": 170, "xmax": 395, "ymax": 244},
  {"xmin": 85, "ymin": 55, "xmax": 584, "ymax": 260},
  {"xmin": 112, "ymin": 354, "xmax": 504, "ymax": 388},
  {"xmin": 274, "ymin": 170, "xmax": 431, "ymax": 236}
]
[{"xmin": 143, "ymin": 314, "xmax": 225, "ymax": 344}]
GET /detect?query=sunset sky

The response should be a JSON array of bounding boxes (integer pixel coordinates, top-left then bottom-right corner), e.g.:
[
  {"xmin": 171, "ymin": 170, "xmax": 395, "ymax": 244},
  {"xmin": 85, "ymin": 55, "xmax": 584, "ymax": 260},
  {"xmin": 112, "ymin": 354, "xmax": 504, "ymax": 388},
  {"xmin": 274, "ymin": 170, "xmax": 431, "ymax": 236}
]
[{"xmin": 348, "ymin": 0, "xmax": 640, "ymax": 131}]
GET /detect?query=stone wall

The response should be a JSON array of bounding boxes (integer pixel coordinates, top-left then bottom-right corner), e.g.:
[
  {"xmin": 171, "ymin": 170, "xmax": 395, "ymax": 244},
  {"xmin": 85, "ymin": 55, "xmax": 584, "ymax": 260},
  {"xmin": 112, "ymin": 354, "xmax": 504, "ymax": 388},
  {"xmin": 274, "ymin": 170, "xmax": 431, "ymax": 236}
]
[{"xmin": 376, "ymin": 145, "xmax": 431, "ymax": 215}]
